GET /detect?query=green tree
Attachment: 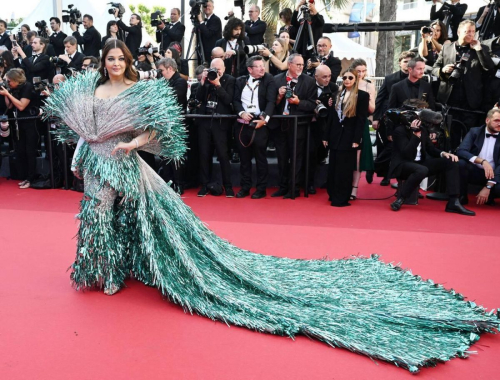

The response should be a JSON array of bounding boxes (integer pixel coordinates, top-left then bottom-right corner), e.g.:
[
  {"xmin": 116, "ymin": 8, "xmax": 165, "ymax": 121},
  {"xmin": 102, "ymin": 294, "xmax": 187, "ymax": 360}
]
[{"xmin": 129, "ymin": 4, "xmax": 166, "ymax": 38}]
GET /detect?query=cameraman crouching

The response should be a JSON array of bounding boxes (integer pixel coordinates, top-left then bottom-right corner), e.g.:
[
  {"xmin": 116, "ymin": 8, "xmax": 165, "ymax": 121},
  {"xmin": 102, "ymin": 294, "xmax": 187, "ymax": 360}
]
[
  {"xmin": 0, "ymin": 69, "xmax": 39, "ymax": 189},
  {"xmin": 388, "ymin": 99, "xmax": 475, "ymax": 215}
]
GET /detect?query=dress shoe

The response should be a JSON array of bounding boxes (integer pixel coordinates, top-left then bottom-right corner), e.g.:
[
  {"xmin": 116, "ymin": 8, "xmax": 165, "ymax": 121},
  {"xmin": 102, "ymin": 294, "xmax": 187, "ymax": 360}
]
[
  {"xmin": 197, "ymin": 186, "xmax": 209, "ymax": 197},
  {"xmin": 380, "ymin": 178, "xmax": 391, "ymax": 186},
  {"xmin": 418, "ymin": 193, "xmax": 424, "ymax": 199},
  {"xmin": 307, "ymin": 185, "xmax": 316, "ymax": 194},
  {"xmin": 331, "ymin": 202, "xmax": 351, "ymax": 207},
  {"xmin": 390, "ymin": 197, "xmax": 405, "ymax": 211},
  {"xmin": 459, "ymin": 195, "xmax": 469, "ymax": 205},
  {"xmin": 445, "ymin": 199, "xmax": 475, "ymax": 216},
  {"xmin": 225, "ymin": 187, "xmax": 235, "ymax": 198},
  {"xmin": 251, "ymin": 190, "xmax": 266, "ymax": 199},
  {"xmin": 283, "ymin": 190, "xmax": 300, "ymax": 199},
  {"xmin": 230, "ymin": 152, "xmax": 240, "ymax": 164},
  {"xmin": 236, "ymin": 189, "xmax": 250, "ymax": 198},
  {"xmin": 271, "ymin": 188, "xmax": 288, "ymax": 197},
  {"xmin": 365, "ymin": 171, "xmax": 374, "ymax": 184}
]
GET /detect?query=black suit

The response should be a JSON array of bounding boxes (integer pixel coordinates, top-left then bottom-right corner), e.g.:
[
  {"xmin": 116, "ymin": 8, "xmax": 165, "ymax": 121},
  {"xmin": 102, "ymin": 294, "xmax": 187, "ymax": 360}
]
[
  {"xmin": 233, "ymin": 73, "xmax": 277, "ymax": 192},
  {"xmin": 430, "ymin": 2, "xmax": 467, "ymax": 41},
  {"xmin": 325, "ymin": 90, "xmax": 369, "ymax": 206},
  {"xmin": 476, "ymin": 6, "xmax": 500, "ymax": 40},
  {"xmin": 62, "ymin": 51, "xmax": 84, "ymax": 74},
  {"xmin": 307, "ymin": 55, "xmax": 342, "ymax": 84},
  {"xmin": 197, "ymin": 14, "xmax": 222, "ymax": 63},
  {"xmin": 117, "ymin": 21, "xmax": 143, "ymax": 58},
  {"xmin": 244, "ymin": 19, "xmax": 266, "ymax": 45},
  {"xmin": 481, "ymin": 37, "xmax": 500, "ymax": 111},
  {"xmin": 389, "ymin": 125, "xmax": 460, "ymax": 198},
  {"xmin": 214, "ymin": 37, "xmax": 249, "ymax": 77},
  {"xmin": 0, "ymin": 33, "xmax": 12, "ymax": 51},
  {"xmin": 167, "ymin": 71, "xmax": 188, "ymax": 111},
  {"xmin": 49, "ymin": 31, "xmax": 68, "ymax": 56},
  {"xmin": 17, "ymin": 54, "xmax": 52, "ymax": 83},
  {"xmin": 195, "ymin": 74, "xmax": 235, "ymax": 187},
  {"xmin": 272, "ymin": 72, "xmax": 317, "ymax": 192},
  {"xmin": 291, "ymin": 11, "xmax": 324, "ymax": 58},
  {"xmin": 73, "ymin": 26, "xmax": 101, "ymax": 58},
  {"xmin": 156, "ymin": 22, "xmax": 185, "ymax": 51},
  {"xmin": 388, "ymin": 78, "xmax": 436, "ymax": 110},
  {"xmin": 457, "ymin": 126, "xmax": 500, "ymax": 198}
]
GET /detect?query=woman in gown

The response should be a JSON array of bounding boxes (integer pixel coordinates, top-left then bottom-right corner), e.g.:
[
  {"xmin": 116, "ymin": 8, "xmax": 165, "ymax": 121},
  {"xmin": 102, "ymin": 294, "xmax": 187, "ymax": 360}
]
[{"xmin": 43, "ymin": 40, "xmax": 499, "ymax": 373}]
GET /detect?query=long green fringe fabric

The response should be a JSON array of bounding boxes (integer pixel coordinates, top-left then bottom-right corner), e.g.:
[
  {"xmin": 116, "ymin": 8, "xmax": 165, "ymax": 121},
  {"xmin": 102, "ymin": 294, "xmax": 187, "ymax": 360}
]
[{"xmin": 42, "ymin": 72, "xmax": 499, "ymax": 373}]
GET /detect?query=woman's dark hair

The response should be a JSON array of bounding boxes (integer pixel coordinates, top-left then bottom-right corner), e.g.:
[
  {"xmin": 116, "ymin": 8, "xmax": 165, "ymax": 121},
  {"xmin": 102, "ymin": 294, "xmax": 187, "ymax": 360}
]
[
  {"xmin": 167, "ymin": 48, "xmax": 182, "ymax": 69},
  {"xmin": 431, "ymin": 20, "xmax": 448, "ymax": 45},
  {"xmin": 99, "ymin": 39, "xmax": 137, "ymax": 84},
  {"xmin": 279, "ymin": 8, "xmax": 293, "ymax": 24},
  {"xmin": 223, "ymin": 17, "xmax": 245, "ymax": 41},
  {"xmin": 132, "ymin": 14, "xmax": 143, "ymax": 28},
  {"xmin": 135, "ymin": 61, "xmax": 153, "ymax": 72},
  {"xmin": 21, "ymin": 24, "xmax": 31, "ymax": 32},
  {"xmin": 168, "ymin": 41, "xmax": 183, "ymax": 55},
  {"xmin": 1, "ymin": 51, "xmax": 15, "ymax": 71},
  {"xmin": 106, "ymin": 20, "xmax": 118, "ymax": 38}
]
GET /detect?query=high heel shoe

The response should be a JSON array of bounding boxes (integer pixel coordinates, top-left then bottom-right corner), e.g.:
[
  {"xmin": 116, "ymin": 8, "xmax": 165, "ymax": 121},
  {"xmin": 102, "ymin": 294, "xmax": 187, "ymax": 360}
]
[{"xmin": 350, "ymin": 186, "xmax": 358, "ymax": 200}]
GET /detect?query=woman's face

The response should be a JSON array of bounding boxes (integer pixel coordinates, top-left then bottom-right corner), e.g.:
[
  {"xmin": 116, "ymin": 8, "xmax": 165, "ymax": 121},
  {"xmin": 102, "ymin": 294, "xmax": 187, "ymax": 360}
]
[
  {"xmin": 354, "ymin": 65, "xmax": 367, "ymax": 80},
  {"xmin": 165, "ymin": 49, "xmax": 173, "ymax": 58},
  {"xmin": 137, "ymin": 54, "xmax": 146, "ymax": 62},
  {"xmin": 432, "ymin": 25, "xmax": 441, "ymax": 40},
  {"xmin": 6, "ymin": 77, "xmax": 19, "ymax": 89},
  {"xmin": 110, "ymin": 24, "xmax": 118, "ymax": 34},
  {"xmin": 105, "ymin": 48, "xmax": 127, "ymax": 78},
  {"xmin": 21, "ymin": 27, "xmax": 28, "ymax": 36},
  {"xmin": 272, "ymin": 41, "xmax": 283, "ymax": 54},
  {"xmin": 342, "ymin": 72, "xmax": 356, "ymax": 90}
]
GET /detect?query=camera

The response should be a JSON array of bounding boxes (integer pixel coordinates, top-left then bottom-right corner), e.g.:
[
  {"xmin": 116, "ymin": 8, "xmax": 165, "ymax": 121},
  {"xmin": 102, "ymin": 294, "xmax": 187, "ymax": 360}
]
[
  {"xmin": 189, "ymin": 0, "xmax": 208, "ymax": 23},
  {"xmin": 206, "ymin": 68, "xmax": 219, "ymax": 81},
  {"xmin": 385, "ymin": 108, "xmax": 422, "ymax": 130},
  {"xmin": 285, "ymin": 83, "xmax": 295, "ymax": 99},
  {"xmin": 245, "ymin": 44, "xmax": 268, "ymax": 55},
  {"xmin": 62, "ymin": 5, "xmax": 83, "ymax": 25},
  {"xmin": 188, "ymin": 98, "xmax": 201, "ymax": 111},
  {"xmin": 50, "ymin": 56, "xmax": 68, "ymax": 68},
  {"xmin": 35, "ymin": 20, "xmax": 47, "ymax": 29},
  {"xmin": 137, "ymin": 46, "xmax": 159, "ymax": 56},
  {"xmin": 151, "ymin": 11, "xmax": 167, "ymax": 27},
  {"xmin": 206, "ymin": 100, "xmax": 218, "ymax": 111},
  {"xmin": 449, "ymin": 52, "xmax": 470, "ymax": 84},
  {"xmin": 108, "ymin": 2, "xmax": 126, "ymax": 18},
  {"xmin": 422, "ymin": 26, "xmax": 432, "ymax": 35},
  {"xmin": 33, "ymin": 77, "xmax": 49, "ymax": 92},
  {"xmin": 315, "ymin": 103, "xmax": 328, "ymax": 118},
  {"xmin": 0, "ymin": 115, "xmax": 10, "ymax": 138}
]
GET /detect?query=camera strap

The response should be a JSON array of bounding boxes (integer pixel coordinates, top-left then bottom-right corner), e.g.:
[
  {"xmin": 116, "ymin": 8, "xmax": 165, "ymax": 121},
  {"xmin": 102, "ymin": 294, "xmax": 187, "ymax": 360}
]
[
  {"xmin": 238, "ymin": 123, "xmax": 257, "ymax": 148},
  {"xmin": 245, "ymin": 80, "xmax": 260, "ymax": 110}
]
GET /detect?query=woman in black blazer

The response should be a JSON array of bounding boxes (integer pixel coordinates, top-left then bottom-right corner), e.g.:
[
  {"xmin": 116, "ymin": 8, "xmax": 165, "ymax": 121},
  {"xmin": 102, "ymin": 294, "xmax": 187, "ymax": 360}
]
[{"xmin": 323, "ymin": 68, "xmax": 369, "ymax": 207}]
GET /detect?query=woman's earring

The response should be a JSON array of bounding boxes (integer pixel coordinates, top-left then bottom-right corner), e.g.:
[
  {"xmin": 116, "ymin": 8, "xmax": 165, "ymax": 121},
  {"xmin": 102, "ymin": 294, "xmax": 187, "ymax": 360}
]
[{"xmin": 104, "ymin": 68, "xmax": 108, "ymax": 76}]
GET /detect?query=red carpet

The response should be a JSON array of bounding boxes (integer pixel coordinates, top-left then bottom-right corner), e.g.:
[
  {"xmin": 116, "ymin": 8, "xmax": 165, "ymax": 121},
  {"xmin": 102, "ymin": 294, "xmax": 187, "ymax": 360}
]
[{"xmin": 1, "ymin": 176, "xmax": 499, "ymax": 380}]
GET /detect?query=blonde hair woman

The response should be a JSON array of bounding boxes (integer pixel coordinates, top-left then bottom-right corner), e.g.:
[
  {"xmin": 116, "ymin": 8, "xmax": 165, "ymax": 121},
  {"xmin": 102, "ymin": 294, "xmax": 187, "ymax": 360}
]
[{"xmin": 258, "ymin": 38, "xmax": 289, "ymax": 75}]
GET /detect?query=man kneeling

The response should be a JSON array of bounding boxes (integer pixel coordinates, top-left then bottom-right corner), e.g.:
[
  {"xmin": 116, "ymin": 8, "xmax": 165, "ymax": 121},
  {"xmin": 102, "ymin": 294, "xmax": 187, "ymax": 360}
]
[{"xmin": 388, "ymin": 100, "xmax": 475, "ymax": 215}]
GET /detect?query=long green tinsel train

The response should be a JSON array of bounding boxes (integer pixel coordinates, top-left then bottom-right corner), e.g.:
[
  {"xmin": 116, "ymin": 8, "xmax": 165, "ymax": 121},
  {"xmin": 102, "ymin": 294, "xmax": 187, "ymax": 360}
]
[{"xmin": 42, "ymin": 72, "xmax": 499, "ymax": 373}]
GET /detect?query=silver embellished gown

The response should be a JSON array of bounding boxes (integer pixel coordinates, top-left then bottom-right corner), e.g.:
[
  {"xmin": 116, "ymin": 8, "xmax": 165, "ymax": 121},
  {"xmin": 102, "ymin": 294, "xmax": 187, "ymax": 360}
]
[{"xmin": 43, "ymin": 72, "xmax": 499, "ymax": 373}]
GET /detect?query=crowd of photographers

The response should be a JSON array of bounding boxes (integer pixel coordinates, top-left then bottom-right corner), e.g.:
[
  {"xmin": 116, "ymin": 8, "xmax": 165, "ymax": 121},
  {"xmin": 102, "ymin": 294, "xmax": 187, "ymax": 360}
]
[{"xmin": 0, "ymin": 0, "xmax": 499, "ymax": 213}]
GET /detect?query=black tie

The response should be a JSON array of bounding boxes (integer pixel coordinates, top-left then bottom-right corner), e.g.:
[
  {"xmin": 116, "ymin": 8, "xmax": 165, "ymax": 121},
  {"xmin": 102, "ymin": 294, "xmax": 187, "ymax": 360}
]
[
  {"xmin": 250, "ymin": 21, "xmax": 255, "ymax": 25},
  {"xmin": 486, "ymin": 133, "xmax": 498, "ymax": 138}
]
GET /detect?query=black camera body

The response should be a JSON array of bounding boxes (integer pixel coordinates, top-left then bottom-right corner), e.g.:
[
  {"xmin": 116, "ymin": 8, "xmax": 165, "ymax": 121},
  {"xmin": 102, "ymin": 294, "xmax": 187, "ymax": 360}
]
[
  {"xmin": 385, "ymin": 108, "xmax": 422, "ymax": 131},
  {"xmin": 62, "ymin": 5, "xmax": 83, "ymax": 25},
  {"xmin": 422, "ymin": 26, "xmax": 432, "ymax": 34},
  {"xmin": 137, "ymin": 46, "xmax": 159, "ymax": 56},
  {"xmin": 189, "ymin": 0, "xmax": 208, "ymax": 24},
  {"xmin": 35, "ymin": 20, "xmax": 47, "ymax": 29},
  {"xmin": 108, "ymin": 2, "xmax": 126, "ymax": 18},
  {"xmin": 50, "ymin": 56, "xmax": 68, "ymax": 68},
  {"xmin": 32, "ymin": 77, "xmax": 50, "ymax": 92},
  {"xmin": 207, "ymin": 68, "xmax": 218, "ymax": 81},
  {"xmin": 449, "ymin": 52, "xmax": 470, "ymax": 84},
  {"xmin": 151, "ymin": 11, "xmax": 167, "ymax": 27}
]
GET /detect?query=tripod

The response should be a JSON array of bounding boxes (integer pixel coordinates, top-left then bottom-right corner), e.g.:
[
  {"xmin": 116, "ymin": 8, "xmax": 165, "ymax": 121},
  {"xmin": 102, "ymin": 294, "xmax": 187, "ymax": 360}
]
[
  {"xmin": 479, "ymin": 0, "xmax": 499, "ymax": 41},
  {"xmin": 185, "ymin": 22, "xmax": 206, "ymax": 66},
  {"xmin": 292, "ymin": 8, "xmax": 317, "ymax": 58}
]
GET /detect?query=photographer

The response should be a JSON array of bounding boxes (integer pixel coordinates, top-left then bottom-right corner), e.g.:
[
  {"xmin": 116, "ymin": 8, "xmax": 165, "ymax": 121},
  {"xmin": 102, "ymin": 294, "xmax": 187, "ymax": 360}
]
[
  {"xmin": 430, "ymin": 0, "xmax": 467, "ymax": 41},
  {"xmin": 195, "ymin": 58, "xmax": 235, "ymax": 197},
  {"xmin": 432, "ymin": 20, "xmax": 495, "ymax": 149},
  {"xmin": 481, "ymin": 36, "xmax": 500, "ymax": 111},
  {"xmin": 476, "ymin": 2, "xmax": 500, "ymax": 40},
  {"xmin": 457, "ymin": 108, "xmax": 500, "ymax": 205},
  {"xmin": 196, "ymin": 0, "xmax": 222, "ymax": 64},
  {"xmin": 55, "ymin": 36, "xmax": 84, "ymax": 75},
  {"xmin": 272, "ymin": 53, "xmax": 317, "ymax": 198},
  {"xmin": 166, "ymin": 46, "xmax": 189, "ymax": 80},
  {"xmin": 388, "ymin": 99, "xmax": 474, "ymax": 215},
  {"xmin": 278, "ymin": 8, "xmax": 297, "ymax": 44},
  {"xmin": 306, "ymin": 37, "xmax": 341, "ymax": 84},
  {"xmin": 0, "ymin": 51, "xmax": 15, "ymax": 151},
  {"xmin": 81, "ymin": 56, "xmax": 99, "ymax": 71},
  {"xmin": 232, "ymin": 55, "xmax": 277, "ymax": 199},
  {"xmin": 259, "ymin": 38, "xmax": 289, "ymax": 75},
  {"xmin": 244, "ymin": 5, "xmax": 266, "ymax": 45},
  {"xmin": 17, "ymin": 25, "xmax": 30, "ymax": 49},
  {"xmin": 215, "ymin": 18, "xmax": 249, "ymax": 77},
  {"xmin": 291, "ymin": 0, "xmax": 324, "ymax": 59},
  {"xmin": 101, "ymin": 20, "xmax": 123, "ymax": 48},
  {"xmin": 13, "ymin": 37, "xmax": 52, "ymax": 83},
  {"xmin": 49, "ymin": 17, "xmax": 67, "ymax": 56},
  {"xmin": 0, "ymin": 20, "xmax": 12, "ymax": 51},
  {"xmin": 0, "ymin": 69, "xmax": 39, "ymax": 189},
  {"xmin": 115, "ymin": 10, "xmax": 143, "ymax": 59},
  {"xmin": 156, "ymin": 8, "xmax": 185, "ymax": 52},
  {"xmin": 71, "ymin": 14, "xmax": 102, "ymax": 58},
  {"xmin": 0, "ymin": 50, "xmax": 15, "ymax": 78},
  {"xmin": 418, "ymin": 21, "xmax": 449, "ymax": 68}
]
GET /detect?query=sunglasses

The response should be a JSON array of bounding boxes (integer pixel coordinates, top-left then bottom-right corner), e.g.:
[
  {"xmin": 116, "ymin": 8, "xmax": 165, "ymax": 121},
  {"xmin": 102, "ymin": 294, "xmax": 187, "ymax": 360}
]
[{"xmin": 342, "ymin": 75, "xmax": 355, "ymax": 81}]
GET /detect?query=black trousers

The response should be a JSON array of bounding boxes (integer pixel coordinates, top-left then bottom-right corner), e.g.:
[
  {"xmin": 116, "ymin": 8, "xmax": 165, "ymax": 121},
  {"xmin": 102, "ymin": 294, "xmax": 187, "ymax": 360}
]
[
  {"xmin": 235, "ymin": 123, "xmax": 269, "ymax": 192},
  {"xmin": 327, "ymin": 149, "xmax": 356, "ymax": 206},
  {"xmin": 375, "ymin": 120, "xmax": 393, "ymax": 179},
  {"xmin": 16, "ymin": 121, "xmax": 39, "ymax": 182},
  {"xmin": 184, "ymin": 120, "xmax": 200, "ymax": 188},
  {"xmin": 269, "ymin": 126, "xmax": 289, "ymax": 191},
  {"xmin": 459, "ymin": 159, "xmax": 500, "ymax": 198},
  {"xmin": 448, "ymin": 108, "xmax": 482, "ymax": 152},
  {"xmin": 198, "ymin": 119, "xmax": 232, "ymax": 187},
  {"xmin": 308, "ymin": 122, "xmax": 327, "ymax": 187},
  {"xmin": 398, "ymin": 157, "xmax": 460, "ymax": 199}
]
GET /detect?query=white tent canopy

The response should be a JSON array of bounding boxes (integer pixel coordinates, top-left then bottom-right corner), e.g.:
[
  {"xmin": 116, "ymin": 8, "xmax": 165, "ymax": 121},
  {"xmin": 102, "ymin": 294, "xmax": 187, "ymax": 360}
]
[{"xmin": 325, "ymin": 33, "xmax": 377, "ymax": 76}]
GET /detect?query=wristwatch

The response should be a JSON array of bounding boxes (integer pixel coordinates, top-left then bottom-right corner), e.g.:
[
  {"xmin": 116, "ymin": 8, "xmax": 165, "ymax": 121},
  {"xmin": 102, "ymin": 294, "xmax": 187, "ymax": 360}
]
[{"xmin": 486, "ymin": 184, "xmax": 493, "ymax": 190}]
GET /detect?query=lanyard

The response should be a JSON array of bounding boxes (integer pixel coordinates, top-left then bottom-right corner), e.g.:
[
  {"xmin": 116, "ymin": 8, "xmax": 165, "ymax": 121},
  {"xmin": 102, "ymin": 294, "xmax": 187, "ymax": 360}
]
[{"xmin": 245, "ymin": 80, "xmax": 260, "ymax": 106}]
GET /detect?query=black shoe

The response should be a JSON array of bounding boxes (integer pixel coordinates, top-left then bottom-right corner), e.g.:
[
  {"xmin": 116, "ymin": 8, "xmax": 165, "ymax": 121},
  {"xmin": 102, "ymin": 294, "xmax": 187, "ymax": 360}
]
[
  {"xmin": 230, "ymin": 152, "xmax": 240, "ymax": 164},
  {"xmin": 445, "ymin": 199, "xmax": 475, "ymax": 216},
  {"xmin": 307, "ymin": 185, "xmax": 316, "ymax": 195},
  {"xmin": 283, "ymin": 190, "xmax": 300, "ymax": 199},
  {"xmin": 251, "ymin": 190, "xmax": 266, "ymax": 199},
  {"xmin": 236, "ymin": 189, "xmax": 250, "ymax": 198},
  {"xmin": 459, "ymin": 195, "xmax": 469, "ymax": 205},
  {"xmin": 390, "ymin": 198, "xmax": 405, "ymax": 211},
  {"xmin": 331, "ymin": 202, "xmax": 351, "ymax": 207},
  {"xmin": 380, "ymin": 178, "xmax": 390, "ymax": 186},
  {"xmin": 271, "ymin": 189, "xmax": 288, "ymax": 197},
  {"xmin": 225, "ymin": 187, "xmax": 235, "ymax": 198},
  {"xmin": 366, "ymin": 171, "xmax": 374, "ymax": 184},
  {"xmin": 418, "ymin": 192, "xmax": 424, "ymax": 199},
  {"xmin": 197, "ymin": 186, "xmax": 209, "ymax": 197}
]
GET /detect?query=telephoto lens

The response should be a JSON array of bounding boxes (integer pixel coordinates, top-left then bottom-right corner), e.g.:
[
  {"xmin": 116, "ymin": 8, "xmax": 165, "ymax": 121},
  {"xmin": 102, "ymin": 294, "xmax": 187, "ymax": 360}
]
[{"xmin": 207, "ymin": 68, "xmax": 218, "ymax": 81}]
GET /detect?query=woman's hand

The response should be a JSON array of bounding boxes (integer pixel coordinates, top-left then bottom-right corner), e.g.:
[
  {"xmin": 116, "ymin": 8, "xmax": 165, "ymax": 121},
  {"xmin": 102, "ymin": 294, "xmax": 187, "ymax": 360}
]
[
  {"xmin": 322, "ymin": 140, "xmax": 328, "ymax": 148},
  {"xmin": 352, "ymin": 143, "xmax": 359, "ymax": 148},
  {"xmin": 111, "ymin": 141, "xmax": 136, "ymax": 156},
  {"xmin": 0, "ymin": 86, "xmax": 9, "ymax": 96},
  {"xmin": 259, "ymin": 47, "xmax": 270, "ymax": 57}
]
